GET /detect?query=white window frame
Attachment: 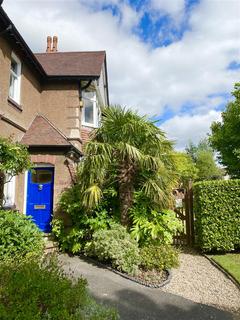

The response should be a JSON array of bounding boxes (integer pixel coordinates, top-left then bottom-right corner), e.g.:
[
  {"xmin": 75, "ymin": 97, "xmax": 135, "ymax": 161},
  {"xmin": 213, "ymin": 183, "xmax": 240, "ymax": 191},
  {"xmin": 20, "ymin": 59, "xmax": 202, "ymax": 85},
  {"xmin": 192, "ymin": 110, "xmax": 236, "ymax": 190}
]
[
  {"xmin": 82, "ymin": 91, "xmax": 99, "ymax": 128},
  {"xmin": 3, "ymin": 174, "xmax": 16, "ymax": 208},
  {"xmin": 9, "ymin": 52, "xmax": 22, "ymax": 104}
]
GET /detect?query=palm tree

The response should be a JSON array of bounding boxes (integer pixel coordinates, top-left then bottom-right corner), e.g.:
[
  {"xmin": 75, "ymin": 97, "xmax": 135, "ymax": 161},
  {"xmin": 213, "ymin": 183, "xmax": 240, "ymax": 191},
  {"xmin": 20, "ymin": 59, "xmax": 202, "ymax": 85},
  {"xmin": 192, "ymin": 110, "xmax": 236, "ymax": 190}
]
[{"xmin": 78, "ymin": 106, "xmax": 176, "ymax": 226}]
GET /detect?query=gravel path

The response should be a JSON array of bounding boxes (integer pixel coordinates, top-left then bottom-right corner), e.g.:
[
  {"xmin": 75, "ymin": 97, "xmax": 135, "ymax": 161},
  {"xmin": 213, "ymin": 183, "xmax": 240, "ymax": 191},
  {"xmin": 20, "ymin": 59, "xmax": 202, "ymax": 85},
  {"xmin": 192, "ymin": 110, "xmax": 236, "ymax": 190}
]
[
  {"xmin": 59, "ymin": 254, "xmax": 234, "ymax": 320},
  {"xmin": 162, "ymin": 250, "xmax": 240, "ymax": 317}
]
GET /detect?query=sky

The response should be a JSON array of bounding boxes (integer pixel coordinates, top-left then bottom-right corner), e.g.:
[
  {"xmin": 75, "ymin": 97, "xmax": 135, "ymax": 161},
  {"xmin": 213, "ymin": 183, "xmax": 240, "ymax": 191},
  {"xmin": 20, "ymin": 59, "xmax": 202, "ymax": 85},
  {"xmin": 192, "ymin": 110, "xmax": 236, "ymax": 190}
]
[{"xmin": 3, "ymin": 0, "xmax": 240, "ymax": 149}]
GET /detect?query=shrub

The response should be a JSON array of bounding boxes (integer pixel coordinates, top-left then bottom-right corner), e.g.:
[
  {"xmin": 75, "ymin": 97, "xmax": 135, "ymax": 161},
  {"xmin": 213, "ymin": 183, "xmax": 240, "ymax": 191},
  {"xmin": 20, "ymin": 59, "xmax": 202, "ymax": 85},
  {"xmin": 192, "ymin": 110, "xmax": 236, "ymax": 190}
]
[
  {"xmin": 0, "ymin": 257, "xmax": 118, "ymax": 320},
  {"xmin": 0, "ymin": 210, "xmax": 44, "ymax": 260},
  {"xmin": 52, "ymin": 186, "xmax": 119, "ymax": 254},
  {"xmin": 52, "ymin": 218, "xmax": 85, "ymax": 254},
  {"xmin": 140, "ymin": 245, "xmax": 179, "ymax": 271},
  {"xmin": 0, "ymin": 137, "xmax": 31, "ymax": 207},
  {"xmin": 84, "ymin": 224, "xmax": 140, "ymax": 275},
  {"xmin": 130, "ymin": 200, "xmax": 182, "ymax": 247},
  {"xmin": 52, "ymin": 209, "xmax": 118, "ymax": 254},
  {"xmin": 194, "ymin": 179, "xmax": 240, "ymax": 252}
]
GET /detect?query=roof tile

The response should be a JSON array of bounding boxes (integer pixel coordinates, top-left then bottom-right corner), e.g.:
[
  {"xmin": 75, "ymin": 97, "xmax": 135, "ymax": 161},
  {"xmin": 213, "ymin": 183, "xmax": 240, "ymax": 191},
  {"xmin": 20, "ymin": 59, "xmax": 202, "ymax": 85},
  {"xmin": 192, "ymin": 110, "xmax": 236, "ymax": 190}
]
[
  {"xmin": 34, "ymin": 51, "xmax": 105, "ymax": 77},
  {"xmin": 21, "ymin": 115, "xmax": 71, "ymax": 146}
]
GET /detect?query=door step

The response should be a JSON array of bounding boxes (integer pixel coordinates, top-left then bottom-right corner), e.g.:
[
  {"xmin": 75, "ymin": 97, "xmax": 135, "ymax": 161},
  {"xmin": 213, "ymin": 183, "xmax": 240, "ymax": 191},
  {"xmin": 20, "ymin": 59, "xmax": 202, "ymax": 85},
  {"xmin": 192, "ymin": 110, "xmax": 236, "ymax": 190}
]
[{"xmin": 43, "ymin": 234, "xmax": 59, "ymax": 254}]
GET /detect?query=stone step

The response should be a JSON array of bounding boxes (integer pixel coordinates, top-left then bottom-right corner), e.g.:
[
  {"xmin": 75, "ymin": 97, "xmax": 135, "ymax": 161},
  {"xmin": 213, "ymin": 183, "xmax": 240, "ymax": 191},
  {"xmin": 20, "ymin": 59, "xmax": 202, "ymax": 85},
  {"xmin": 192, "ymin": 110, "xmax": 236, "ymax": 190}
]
[{"xmin": 43, "ymin": 234, "xmax": 58, "ymax": 252}]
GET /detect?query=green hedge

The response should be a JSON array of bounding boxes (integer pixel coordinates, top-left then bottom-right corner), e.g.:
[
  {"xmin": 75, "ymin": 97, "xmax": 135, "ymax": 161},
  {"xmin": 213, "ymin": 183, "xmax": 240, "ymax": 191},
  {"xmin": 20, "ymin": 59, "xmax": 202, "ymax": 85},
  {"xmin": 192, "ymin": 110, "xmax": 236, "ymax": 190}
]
[{"xmin": 194, "ymin": 179, "xmax": 240, "ymax": 252}]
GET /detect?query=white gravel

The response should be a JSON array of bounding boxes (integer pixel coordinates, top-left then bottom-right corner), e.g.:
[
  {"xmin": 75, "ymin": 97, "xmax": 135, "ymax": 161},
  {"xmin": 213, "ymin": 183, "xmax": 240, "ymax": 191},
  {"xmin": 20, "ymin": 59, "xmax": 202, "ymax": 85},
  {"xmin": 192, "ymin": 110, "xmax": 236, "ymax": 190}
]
[{"xmin": 162, "ymin": 250, "xmax": 240, "ymax": 317}]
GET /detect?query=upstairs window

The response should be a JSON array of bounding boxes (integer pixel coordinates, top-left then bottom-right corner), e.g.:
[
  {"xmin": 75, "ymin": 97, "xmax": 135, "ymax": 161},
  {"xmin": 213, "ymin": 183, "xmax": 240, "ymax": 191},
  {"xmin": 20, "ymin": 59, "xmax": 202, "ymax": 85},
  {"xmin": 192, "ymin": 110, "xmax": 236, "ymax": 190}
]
[
  {"xmin": 82, "ymin": 91, "xmax": 99, "ymax": 127},
  {"xmin": 9, "ymin": 53, "xmax": 21, "ymax": 104}
]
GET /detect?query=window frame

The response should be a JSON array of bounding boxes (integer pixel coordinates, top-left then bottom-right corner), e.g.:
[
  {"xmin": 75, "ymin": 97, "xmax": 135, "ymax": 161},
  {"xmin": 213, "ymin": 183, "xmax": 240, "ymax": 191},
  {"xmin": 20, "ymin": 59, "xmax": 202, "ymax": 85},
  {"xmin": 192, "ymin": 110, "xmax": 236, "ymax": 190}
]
[
  {"xmin": 82, "ymin": 91, "xmax": 99, "ymax": 128},
  {"xmin": 9, "ymin": 52, "xmax": 22, "ymax": 104},
  {"xmin": 3, "ymin": 174, "xmax": 16, "ymax": 208}
]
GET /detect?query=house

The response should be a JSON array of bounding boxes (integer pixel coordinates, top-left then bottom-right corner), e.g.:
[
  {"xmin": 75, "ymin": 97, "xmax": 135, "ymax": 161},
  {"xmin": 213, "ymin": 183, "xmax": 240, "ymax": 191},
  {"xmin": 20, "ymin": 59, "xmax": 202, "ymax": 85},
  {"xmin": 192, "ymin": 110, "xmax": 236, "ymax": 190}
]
[{"xmin": 0, "ymin": 3, "xmax": 109, "ymax": 232}]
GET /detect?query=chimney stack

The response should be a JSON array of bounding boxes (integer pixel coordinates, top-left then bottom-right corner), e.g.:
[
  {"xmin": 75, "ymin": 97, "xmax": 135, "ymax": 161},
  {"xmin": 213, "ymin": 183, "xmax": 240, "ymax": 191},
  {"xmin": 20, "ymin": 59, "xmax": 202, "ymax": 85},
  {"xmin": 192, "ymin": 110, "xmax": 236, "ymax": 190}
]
[
  {"xmin": 52, "ymin": 36, "xmax": 58, "ymax": 52},
  {"xmin": 46, "ymin": 36, "xmax": 58, "ymax": 53},
  {"xmin": 46, "ymin": 36, "xmax": 52, "ymax": 53}
]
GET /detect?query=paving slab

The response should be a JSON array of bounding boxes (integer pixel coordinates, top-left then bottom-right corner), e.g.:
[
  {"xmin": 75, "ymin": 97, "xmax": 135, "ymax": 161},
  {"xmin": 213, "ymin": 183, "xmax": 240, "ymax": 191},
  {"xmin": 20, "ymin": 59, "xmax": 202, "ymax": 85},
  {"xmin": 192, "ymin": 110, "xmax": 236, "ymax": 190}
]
[{"xmin": 59, "ymin": 254, "xmax": 234, "ymax": 320}]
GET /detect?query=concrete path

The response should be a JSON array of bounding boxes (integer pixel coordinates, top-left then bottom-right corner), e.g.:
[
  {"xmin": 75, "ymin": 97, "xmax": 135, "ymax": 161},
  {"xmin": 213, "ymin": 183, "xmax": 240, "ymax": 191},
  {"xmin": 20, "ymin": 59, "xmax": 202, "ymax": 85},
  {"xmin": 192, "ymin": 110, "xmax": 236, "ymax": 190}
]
[{"xmin": 59, "ymin": 254, "xmax": 234, "ymax": 320}]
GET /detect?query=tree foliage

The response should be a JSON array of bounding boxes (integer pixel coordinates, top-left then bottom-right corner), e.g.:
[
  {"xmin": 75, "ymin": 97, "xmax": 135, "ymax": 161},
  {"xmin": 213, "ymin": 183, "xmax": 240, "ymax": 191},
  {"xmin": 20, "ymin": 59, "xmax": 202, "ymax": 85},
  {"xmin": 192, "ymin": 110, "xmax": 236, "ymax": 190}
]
[
  {"xmin": 173, "ymin": 152, "xmax": 198, "ymax": 186},
  {"xmin": 77, "ymin": 106, "xmax": 177, "ymax": 226},
  {"xmin": 210, "ymin": 83, "xmax": 240, "ymax": 177},
  {"xmin": 185, "ymin": 139, "xmax": 223, "ymax": 181},
  {"xmin": 0, "ymin": 137, "xmax": 31, "ymax": 207},
  {"xmin": 195, "ymin": 149, "xmax": 223, "ymax": 180}
]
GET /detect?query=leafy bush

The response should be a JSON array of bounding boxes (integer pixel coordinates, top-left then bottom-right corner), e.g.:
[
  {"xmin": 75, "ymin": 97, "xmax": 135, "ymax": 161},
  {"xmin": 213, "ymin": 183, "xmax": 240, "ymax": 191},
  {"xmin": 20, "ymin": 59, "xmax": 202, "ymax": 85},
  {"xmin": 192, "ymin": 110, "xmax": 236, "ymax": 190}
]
[
  {"xmin": 130, "ymin": 196, "xmax": 182, "ymax": 246},
  {"xmin": 52, "ymin": 209, "xmax": 118, "ymax": 254},
  {"xmin": 140, "ymin": 245, "xmax": 179, "ymax": 271},
  {"xmin": 0, "ymin": 210, "xmax": 44, "ymax": 260},
  {"xmin": 52, "ymin": 187, "xmax": 119, "ymax": 254},
  {"xmin": 84, "ymin": 224, "xmax": 140, "ymax": 275},
  {"xmin": 52, "ymin": 218, "xmax": 85, "ymax": 254},
  {"xmin": 0, "ymin": 257, "xmax": 118, "ymax": 320},
  {"xmin": 194, "ymin": 179, "xmax": 240, "ymax": 252},
  {"xmin": 0, "ymin": 137, "xmax": 31, "ymax": 207}
]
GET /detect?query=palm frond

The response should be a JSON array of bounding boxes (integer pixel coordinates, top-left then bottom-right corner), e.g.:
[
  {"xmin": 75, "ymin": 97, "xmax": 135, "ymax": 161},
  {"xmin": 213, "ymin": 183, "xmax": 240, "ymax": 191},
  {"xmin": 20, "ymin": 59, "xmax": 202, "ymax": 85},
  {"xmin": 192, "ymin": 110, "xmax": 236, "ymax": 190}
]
[
  {"xmin": 118, "ymin": 142, "xmax": 143, "ymax": 162},
  {"xmin": 141, "ymin": 179, "xmax": 171, "ymax": 207},
  {"xmin": 84, "ymin": 141, "xmax": 113, "ymax": 159},
  {"xmin": 82, "ymin": 184, "xmax": 102, "ymax": 209}
]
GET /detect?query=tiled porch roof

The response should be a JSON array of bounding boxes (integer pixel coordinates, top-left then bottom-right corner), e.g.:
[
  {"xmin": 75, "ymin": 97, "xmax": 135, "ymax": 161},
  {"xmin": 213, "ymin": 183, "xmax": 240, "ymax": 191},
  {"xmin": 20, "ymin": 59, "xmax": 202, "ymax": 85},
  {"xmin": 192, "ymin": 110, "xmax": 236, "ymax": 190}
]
[{"xmin": 21, "ymin": 115, "xmax": 71, "ymax": 146}]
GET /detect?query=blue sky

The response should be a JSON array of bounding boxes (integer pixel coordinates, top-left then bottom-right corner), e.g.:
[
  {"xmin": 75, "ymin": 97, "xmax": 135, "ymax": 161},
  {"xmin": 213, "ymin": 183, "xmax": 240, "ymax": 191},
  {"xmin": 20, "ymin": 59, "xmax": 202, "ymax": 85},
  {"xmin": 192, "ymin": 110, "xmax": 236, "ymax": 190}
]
[
  {"xmin": 101, "ymin": 0, "xmax": 200, "ymax": 47},
  {"xmin": 3, "ymin": 0, "xmax": 240, "ymax": 149}
]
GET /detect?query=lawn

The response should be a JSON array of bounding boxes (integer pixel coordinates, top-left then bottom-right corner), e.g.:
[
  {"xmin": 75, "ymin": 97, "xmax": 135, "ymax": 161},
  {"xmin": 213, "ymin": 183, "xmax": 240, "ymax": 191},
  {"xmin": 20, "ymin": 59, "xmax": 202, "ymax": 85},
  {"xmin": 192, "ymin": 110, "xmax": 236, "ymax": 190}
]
[{"xmin": 212, "ymin": 253, "xmax": 240, "ymax": 284}]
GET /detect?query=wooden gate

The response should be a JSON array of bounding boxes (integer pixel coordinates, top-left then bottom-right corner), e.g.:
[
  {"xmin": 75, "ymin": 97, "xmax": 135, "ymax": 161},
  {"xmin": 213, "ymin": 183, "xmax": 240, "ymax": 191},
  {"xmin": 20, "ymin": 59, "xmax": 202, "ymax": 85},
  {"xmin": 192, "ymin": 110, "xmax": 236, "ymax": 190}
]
[{"xmin": 173, "ymin": 181, "xmax": 194, "ymax": 246}]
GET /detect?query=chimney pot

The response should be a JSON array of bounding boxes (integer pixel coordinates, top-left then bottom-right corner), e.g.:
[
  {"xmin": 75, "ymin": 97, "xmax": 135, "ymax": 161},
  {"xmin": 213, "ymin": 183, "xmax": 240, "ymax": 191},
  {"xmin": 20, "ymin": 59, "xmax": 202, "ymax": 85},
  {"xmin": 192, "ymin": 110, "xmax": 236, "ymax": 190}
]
[
  {"xmin": 52, "ymin": 36, "xmax": 58, "ymax": 52},
  {"xmin": 46, "ymin": 36, "xmax": 52, "ymax": 53}
]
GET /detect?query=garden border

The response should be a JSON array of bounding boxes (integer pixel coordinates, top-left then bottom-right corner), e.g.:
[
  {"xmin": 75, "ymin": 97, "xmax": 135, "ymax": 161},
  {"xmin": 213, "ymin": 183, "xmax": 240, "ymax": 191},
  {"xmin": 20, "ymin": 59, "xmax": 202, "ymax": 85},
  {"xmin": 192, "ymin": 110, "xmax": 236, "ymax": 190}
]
[
  {"xmin": 79, "ymin": 255, "xmax": 172, "ymax": 288},
  {"xmin": 203, "ymin": 254, "xmax": 240, "ymax": 291}
]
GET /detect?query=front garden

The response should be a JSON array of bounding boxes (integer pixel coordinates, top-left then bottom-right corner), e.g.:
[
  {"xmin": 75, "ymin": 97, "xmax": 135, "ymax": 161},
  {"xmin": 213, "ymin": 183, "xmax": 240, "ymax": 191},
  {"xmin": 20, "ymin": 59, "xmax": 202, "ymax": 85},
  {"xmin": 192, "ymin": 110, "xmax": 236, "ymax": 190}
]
[
  {"xmin": 0, "ymin": 137, "xmax": 118, "ymax": 320},
  {"xmin": 52, "ymin": 107, "xmax": 183, "ymax": 284},
  {"xmin": 0, "ymin": 104, "xmax": 239, "ymax": 318}
]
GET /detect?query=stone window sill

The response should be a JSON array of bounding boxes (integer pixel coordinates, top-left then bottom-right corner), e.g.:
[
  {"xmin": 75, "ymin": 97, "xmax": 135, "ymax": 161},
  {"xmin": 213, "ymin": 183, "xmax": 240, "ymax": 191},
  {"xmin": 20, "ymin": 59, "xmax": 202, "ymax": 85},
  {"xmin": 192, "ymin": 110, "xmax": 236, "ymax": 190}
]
[{"xmin": 8, "ymin": 97, "xmax": 23, "ymax": 112}]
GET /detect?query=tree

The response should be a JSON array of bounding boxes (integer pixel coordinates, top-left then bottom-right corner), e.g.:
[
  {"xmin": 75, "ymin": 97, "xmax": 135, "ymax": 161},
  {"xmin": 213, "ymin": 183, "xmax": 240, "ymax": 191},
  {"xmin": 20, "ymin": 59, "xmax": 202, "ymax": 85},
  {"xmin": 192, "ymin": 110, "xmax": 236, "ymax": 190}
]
[
  {"xmin": 195, "ymin": 149, "xmax": 223, "ymax": 180},
  {"xmin": 0, "ymin": 137, "xmax": 31, "ymax": 207},
  {"xmin": 210, "ymin": 83, "xmax": 240, "ymax": 177},
  {"xmin": 185, "ymin": 139, "xmax": 223, "ymax": 181},
  {"xmin": 77, "ymin": 106, "xmax": 177, "ymax": 226},
  {"xmin": 173, "ymin": 152, "xmax": 198, "ymax": 186}
]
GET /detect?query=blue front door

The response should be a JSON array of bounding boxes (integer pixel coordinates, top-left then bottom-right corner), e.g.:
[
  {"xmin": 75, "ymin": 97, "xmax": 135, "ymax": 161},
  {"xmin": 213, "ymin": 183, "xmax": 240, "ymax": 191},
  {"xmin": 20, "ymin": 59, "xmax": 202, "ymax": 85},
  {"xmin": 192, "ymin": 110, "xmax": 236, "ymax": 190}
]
[{"xmin": 26, "ymin": 167, "xmax": 54, "ymax": 232}]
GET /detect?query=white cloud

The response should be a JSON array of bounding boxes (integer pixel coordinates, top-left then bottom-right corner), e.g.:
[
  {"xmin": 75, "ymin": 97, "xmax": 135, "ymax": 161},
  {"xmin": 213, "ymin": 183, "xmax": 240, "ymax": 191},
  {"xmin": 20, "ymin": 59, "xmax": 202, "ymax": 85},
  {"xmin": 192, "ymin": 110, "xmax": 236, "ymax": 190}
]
[
  {"xmin": 150, "ymin": 0, "xmax": 185, "ymax": 21},
  {"xmin": 161, "ymin": 110, "xmax": 222, "ymax": 150},
  {"xmin": 2, "ymin": 0, "xmax": 239, "ymax": 147}
]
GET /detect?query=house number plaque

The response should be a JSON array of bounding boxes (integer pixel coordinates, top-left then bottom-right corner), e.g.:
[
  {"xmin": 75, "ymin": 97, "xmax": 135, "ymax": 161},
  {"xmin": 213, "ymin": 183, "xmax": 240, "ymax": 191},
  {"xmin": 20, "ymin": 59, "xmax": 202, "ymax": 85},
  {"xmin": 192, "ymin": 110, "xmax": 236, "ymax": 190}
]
[{"xmin": 34, "ymin": 205, "xmax": 46, "ymax": 209}]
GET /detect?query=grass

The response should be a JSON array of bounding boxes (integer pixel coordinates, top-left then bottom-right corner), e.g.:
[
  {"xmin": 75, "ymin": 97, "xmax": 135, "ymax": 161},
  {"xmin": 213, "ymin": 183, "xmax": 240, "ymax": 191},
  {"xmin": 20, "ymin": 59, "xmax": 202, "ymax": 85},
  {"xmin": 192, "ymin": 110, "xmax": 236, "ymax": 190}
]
[{"xmin": 211, "ymin": 253, "xmax": 240, "ymax": 284}]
